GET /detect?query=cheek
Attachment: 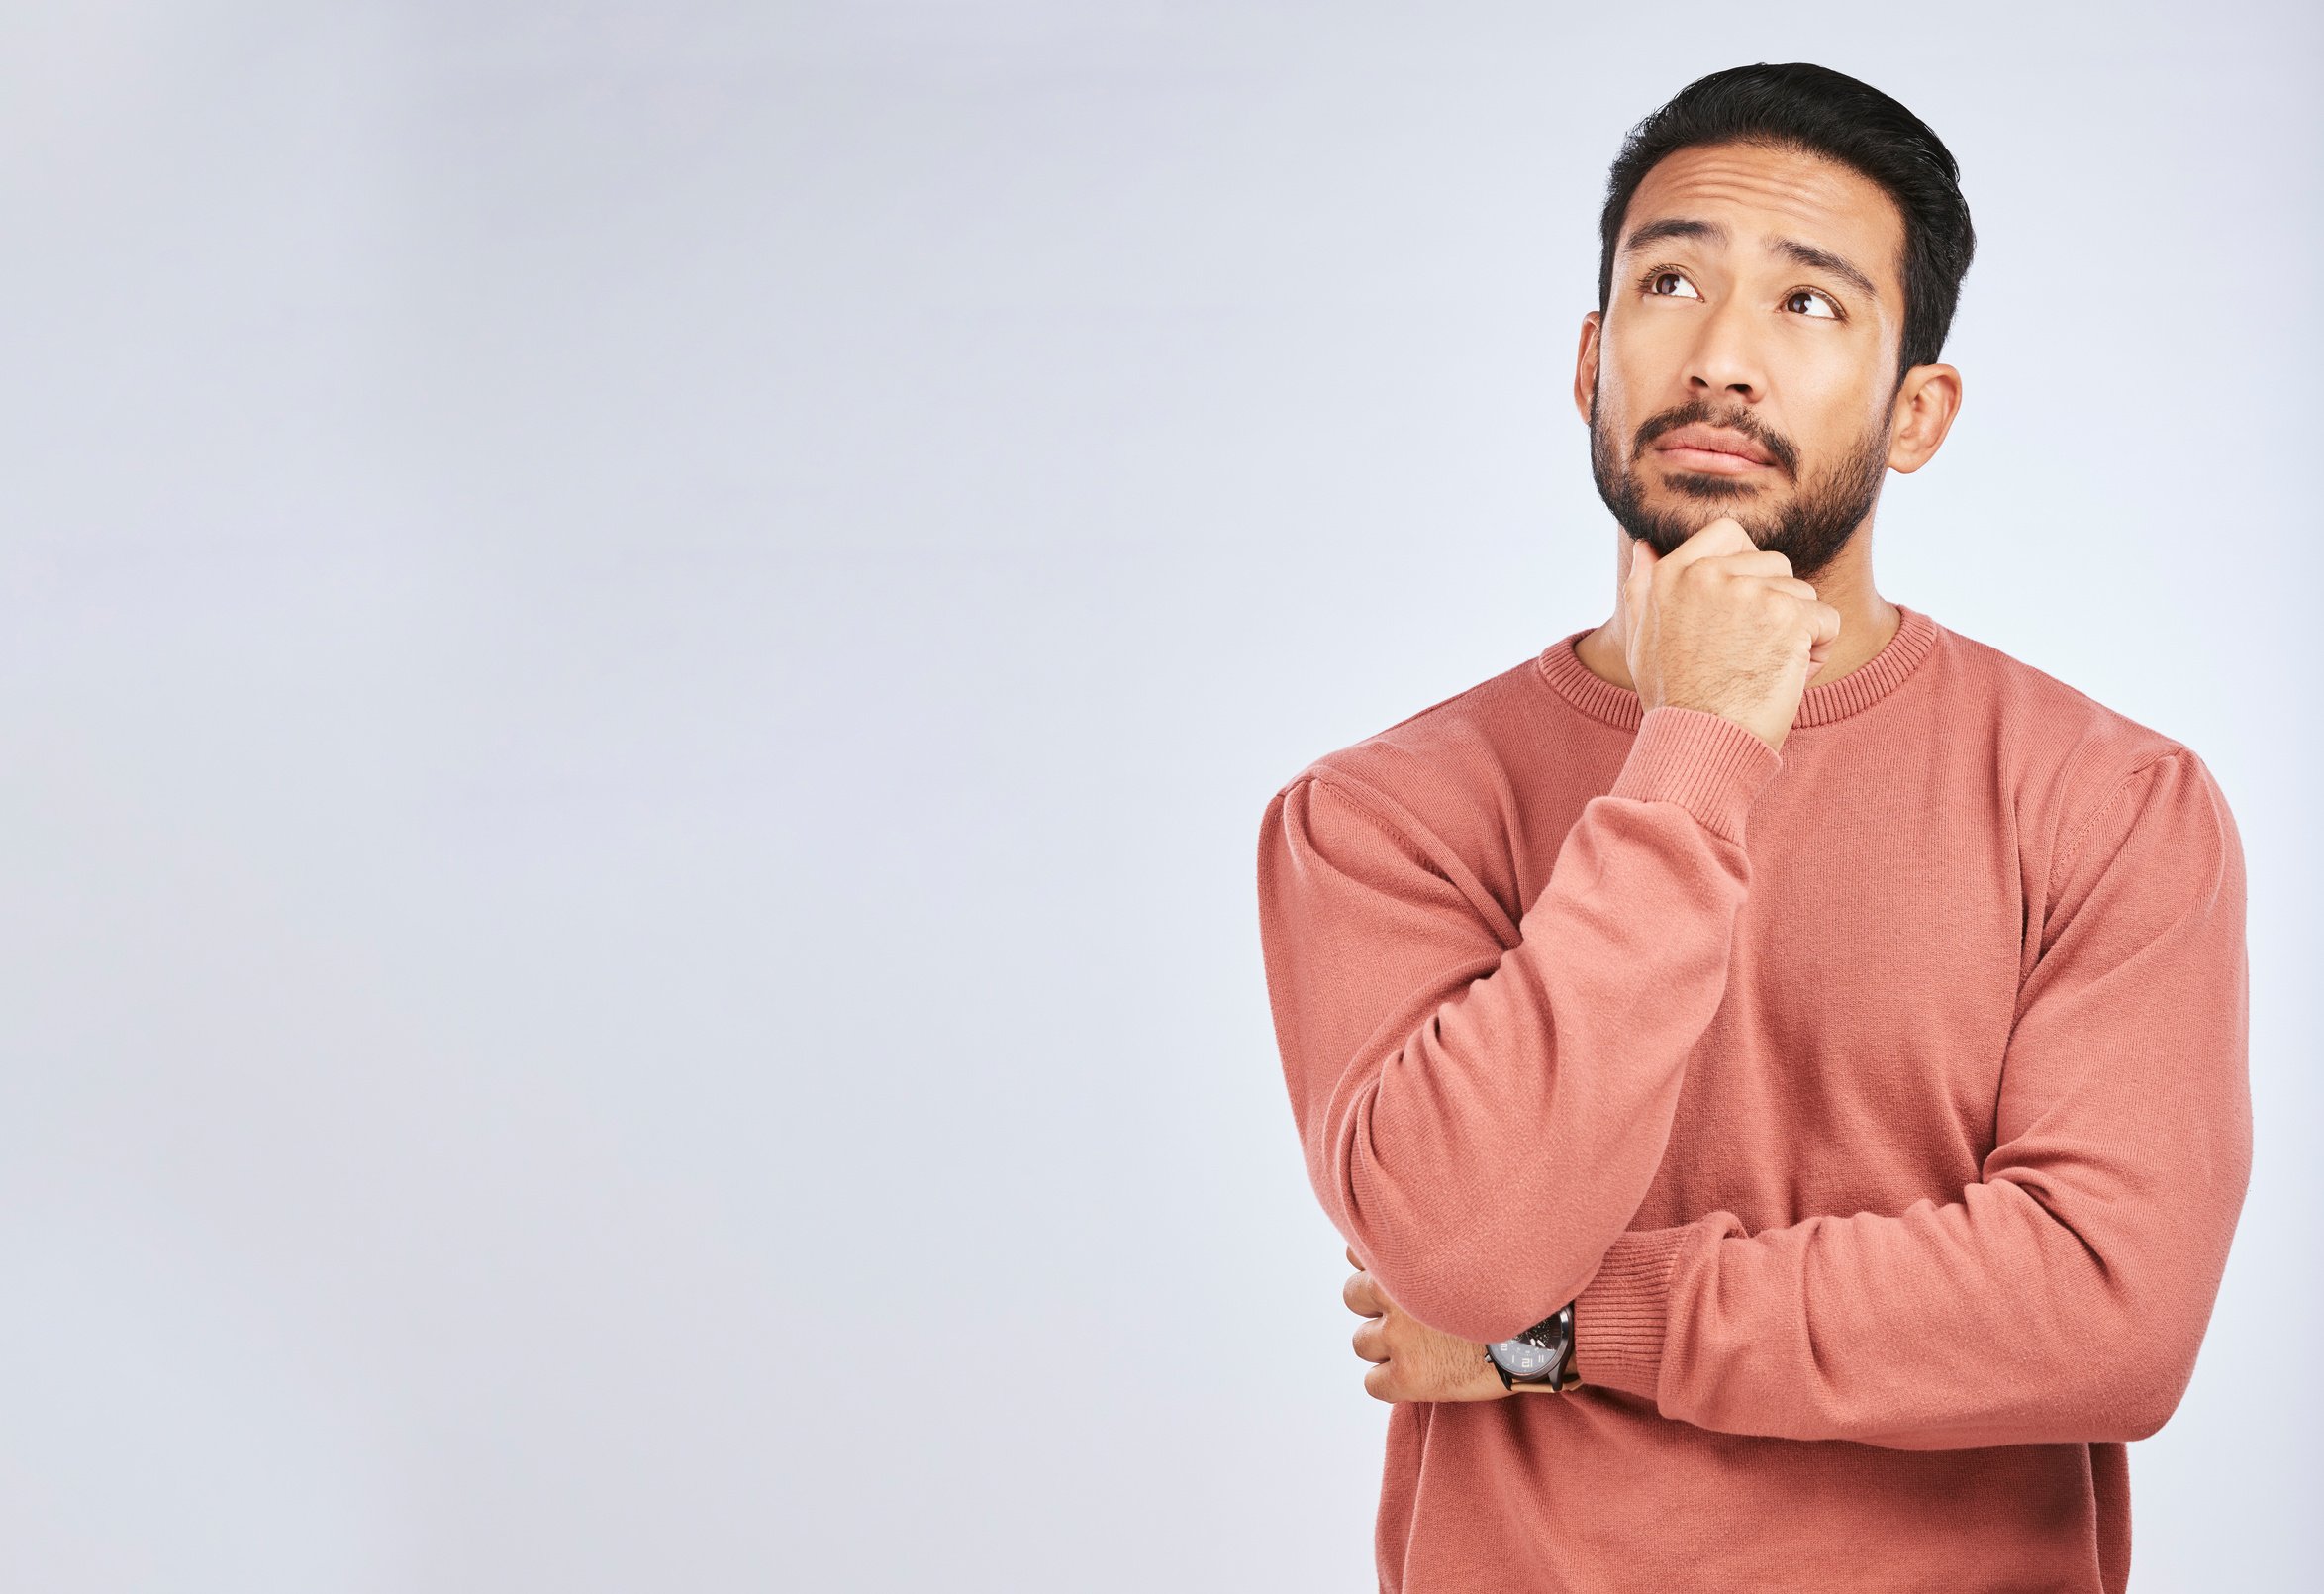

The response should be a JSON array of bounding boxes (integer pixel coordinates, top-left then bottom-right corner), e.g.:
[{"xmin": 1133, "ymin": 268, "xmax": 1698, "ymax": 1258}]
[
  {"xmin": 1598, "ymin": 316, "xmax": 1681, "ymax": 397},
  {"xmin": 1773, "ymin": 356, "xmax": 1885, "ymax": 457},
  {"xmin": 1800, "ymin": 397, "xmax": 1892, "ymax": 474},
  {"xmin": 1589, "ymin": 349, "xmax": 1655, "ymax": 443},
  {"xmin": 1783, "ymin": 332, "xmax": 1885, "ymax": 408}
]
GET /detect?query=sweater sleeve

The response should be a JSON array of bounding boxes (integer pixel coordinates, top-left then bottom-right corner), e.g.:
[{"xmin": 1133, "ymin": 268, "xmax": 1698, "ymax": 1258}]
[
  {"xmin": 1254, "ymin": 705, "xmax": 1783, "ymax": 1345},
  {"xmin": 1574, "ymin": 746, "xmax": 2252, "ymax": 1447}
]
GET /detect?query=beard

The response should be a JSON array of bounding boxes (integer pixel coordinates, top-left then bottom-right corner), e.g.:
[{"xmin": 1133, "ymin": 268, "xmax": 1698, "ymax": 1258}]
[{"xmin": 1589, "ymin": 384, "xmax": 1890, "ymax": 587}]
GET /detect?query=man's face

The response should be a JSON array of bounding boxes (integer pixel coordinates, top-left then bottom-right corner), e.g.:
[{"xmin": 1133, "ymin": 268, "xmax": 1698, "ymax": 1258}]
[{"xmin": 1580, "ymin": 140, "xmax": 1910, "ymax": 585}]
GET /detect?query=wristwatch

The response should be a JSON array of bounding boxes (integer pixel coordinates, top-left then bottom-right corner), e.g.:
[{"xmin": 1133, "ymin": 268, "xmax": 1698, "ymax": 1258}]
[{"xmin": 1486, "ymin": 1302, "xmax": 1579, "ymax": 1393}]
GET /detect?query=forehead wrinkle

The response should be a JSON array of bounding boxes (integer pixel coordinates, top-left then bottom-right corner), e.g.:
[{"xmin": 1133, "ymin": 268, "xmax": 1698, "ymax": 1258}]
[
  {"xmin": 1632, "ymin": 181, "xmax": 1879, "ymax": 241},
  {"xmin": 1639, "ymin": 145, "xmax": 1878, "ymax": 221},
  {"xmin": 1626, "ymin": 147, "xmax": 1895, "ymax": 249}
]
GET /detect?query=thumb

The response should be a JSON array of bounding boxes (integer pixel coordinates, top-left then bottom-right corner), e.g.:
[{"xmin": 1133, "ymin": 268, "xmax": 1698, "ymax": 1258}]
[{"xmin": 1623, "ymin": 536, "xmax": 1658, "ymax": 610}]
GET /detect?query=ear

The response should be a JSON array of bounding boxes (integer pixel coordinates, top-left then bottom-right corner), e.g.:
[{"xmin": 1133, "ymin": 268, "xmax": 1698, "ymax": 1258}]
[
  {"xmin": 1572, "ymin": 311, "xmax": 1603, "ymax": 428},
  {"xmin": 1886, "ymin": 362, "xmax": 1962, "ymax": 474}
]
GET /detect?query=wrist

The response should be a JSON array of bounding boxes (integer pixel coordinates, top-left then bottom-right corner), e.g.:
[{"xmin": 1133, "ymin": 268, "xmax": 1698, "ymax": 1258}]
[{"xmin": 1485, "ymin": 1301, "xmax": 1578, "ymax": 1393}]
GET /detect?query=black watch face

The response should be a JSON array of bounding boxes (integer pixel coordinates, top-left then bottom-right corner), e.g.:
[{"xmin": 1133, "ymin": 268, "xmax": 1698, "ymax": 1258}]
[{"xmin": 1487, "ymin": 1329, "xmax": 1567, "ymax": 1379}]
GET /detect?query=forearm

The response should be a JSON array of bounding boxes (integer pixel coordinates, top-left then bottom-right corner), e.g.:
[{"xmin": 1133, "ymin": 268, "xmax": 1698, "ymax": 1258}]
[
  {"xmin": 1572, "ymin": 747, "xmax": 2252, "ymax": 1447},
  {"xmin": 1577, "ymin": 1161, "xmax": 2247, "ymax": 1447},
  {"xmin": 1264, "ymin": 707, "xmax": 1782, "ymax": 1345}
]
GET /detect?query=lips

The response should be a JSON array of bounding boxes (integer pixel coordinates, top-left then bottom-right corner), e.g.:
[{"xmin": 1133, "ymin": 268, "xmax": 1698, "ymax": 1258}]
[{"xmin": 1653, "ymin": 424, "xmax": 1776, "ymax": 466}]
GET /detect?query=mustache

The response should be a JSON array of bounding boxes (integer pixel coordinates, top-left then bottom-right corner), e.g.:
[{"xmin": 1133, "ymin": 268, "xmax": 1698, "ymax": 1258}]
[{"xmin": 1634, "ymin": 401, "xmax": 1799, "ymax": 478}]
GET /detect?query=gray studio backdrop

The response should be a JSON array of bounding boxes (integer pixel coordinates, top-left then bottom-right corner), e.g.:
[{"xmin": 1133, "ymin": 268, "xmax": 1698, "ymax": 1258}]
[{"xmin": 0, "ymin": 3, "xmax": 2314, "ymax": 1589}]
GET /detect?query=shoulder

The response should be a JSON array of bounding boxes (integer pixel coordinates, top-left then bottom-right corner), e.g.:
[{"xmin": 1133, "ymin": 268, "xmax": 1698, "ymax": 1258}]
[
  {"xmin": 1941, "ymin": 625, "xmax": 2186, "ymax": 779},
  {"xmin": 1264, "ymin": 652, "xmax": 1545, "ymax": 838},
  {"xmin": 1256, "ymin": 652, "xmax": 1558, "ymax": 923},
  {"xmin": 1933, "ymin": 622, "xmax": 2237, "ymax": 891}
]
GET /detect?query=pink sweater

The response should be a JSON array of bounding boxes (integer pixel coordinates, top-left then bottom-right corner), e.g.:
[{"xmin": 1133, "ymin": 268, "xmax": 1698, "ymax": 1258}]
[{"xmin": 1254, "ymin": 604, "xmax": 2250, "ymax": 1592}]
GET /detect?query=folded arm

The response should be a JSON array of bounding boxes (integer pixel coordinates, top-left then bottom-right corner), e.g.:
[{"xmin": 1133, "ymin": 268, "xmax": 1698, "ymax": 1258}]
[
  {"xmin": 1255, "ymin": 706, "xmax": 1783, "ymax": 1345},
  {"xmin": 1574, "ymin": 747, "xmax": 2253, "ymax": 1447}
]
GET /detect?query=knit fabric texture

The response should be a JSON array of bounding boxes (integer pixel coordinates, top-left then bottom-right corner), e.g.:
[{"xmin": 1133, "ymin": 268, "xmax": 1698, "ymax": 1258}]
[{"xmin": 1253, "ymin": 604, "xmax": 2251, "ymax": 1593}]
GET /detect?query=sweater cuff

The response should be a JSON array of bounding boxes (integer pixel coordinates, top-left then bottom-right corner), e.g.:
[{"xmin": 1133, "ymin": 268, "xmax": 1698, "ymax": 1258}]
[
  {"xmin": 1574, "ymin": 1225, "xmax": 1700, "ymax": 1402},
  {"xmin": 1607, "ymin": 706, "xmax": 1783, "ymax": 847}
]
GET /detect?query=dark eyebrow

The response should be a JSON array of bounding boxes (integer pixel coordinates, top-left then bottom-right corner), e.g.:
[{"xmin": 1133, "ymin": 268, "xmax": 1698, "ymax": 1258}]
[
  {"xmin": 1770, "ymin": 238, "xmax": 1879, "ymax": 302},
  {"xmin": 1621, "ymin": 216, "xmax": 1880, "ymax": 302},
  {"xmin": 1622, "ymin": 216, "xmax": 1725, "ymax": 255}
]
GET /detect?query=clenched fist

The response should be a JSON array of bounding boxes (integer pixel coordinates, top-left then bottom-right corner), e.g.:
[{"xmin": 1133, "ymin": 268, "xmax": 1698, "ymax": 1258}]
[
  {"xmin": 1621, "ymin": 517, "xmax": 1842, "ymax": 755},
  {"xmin": 1343, "ymin": 1245, "xmax": 1510, "ymax": 1404}
]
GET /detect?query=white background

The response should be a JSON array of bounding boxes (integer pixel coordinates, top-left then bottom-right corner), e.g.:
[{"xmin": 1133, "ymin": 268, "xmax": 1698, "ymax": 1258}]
[{"xmin": 0, "ymin": 2, "xmax": 2313, "ymax": 1588}]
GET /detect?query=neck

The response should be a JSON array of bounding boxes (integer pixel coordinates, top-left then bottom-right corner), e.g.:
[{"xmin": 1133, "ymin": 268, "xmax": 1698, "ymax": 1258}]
[{"xmin": 1575, "ymin": 530, "xmax": 1900, "ymax": 693}]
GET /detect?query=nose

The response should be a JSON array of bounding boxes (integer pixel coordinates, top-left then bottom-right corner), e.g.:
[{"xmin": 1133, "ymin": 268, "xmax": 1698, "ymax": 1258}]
[{"xmin": 1685, "ymin": 291, "xmax": 1765, "ymax": 402}]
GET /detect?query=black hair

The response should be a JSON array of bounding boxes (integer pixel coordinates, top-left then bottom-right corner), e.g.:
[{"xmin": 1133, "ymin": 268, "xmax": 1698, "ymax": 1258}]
[{"xmin": 1596, "ymin": 62, "xmax": 1975, "ymax": 386}]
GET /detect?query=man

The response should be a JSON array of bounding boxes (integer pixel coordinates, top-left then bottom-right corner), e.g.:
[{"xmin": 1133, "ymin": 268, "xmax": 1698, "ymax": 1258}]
[{"xmin": 1252, "ymin": 61, "xmax": 2249, "ymax": 1593}]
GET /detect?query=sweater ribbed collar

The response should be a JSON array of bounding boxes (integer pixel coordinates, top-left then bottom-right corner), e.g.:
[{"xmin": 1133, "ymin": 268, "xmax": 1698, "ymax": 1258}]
[{"xmin": 1535, "ymin": 603, "xmax": 1941, "ymax": 732}]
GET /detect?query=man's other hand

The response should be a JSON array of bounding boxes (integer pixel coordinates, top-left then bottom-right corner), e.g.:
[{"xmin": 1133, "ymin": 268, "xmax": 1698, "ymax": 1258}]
[{"xmin": 1343, "ymin": 1246, "xmax": 1511, "ymax": 1403}]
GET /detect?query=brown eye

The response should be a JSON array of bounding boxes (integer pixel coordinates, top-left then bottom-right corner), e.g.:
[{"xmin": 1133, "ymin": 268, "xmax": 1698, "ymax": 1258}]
[
  {"xmin": 1785, "ymin": 288, "xmax": 1840, "ymax": 319},
  {"xmin": 1645, "ymin": 269, "xmax": 1701, "ymax": 300}
]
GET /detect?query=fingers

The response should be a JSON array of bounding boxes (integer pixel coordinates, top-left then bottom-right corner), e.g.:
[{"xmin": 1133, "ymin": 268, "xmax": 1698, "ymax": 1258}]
[
  {"xmin": 1629, "ymin": 538, "xmax": 1660, "ymax": 576},
  {"xmin": 1622, "ymin": 536, "xmax": 1659, "ymax": 611},
  {"xmin": 1675, "ymin": 552, "xmax": 1829, "ymax": 660},
  {"xmin": 1705, "ymin": 549, "xmax": 1799, "ymax": 582},
  {"xmin": 1343, "ymin": 1245, "xmax": 1385, "ymax": 1317},
  {"xmin": 1634, "ymin": 520, "xmax": 1801, "ymax": 631},
  {"xmin": 1342, "ymin": 1245, "xmax": 1397, "ymax": 1397},
  {"xmin": 1808, "ymin": 597, "xmax": 1843, "ymax": 649},
  {"xmin": 1341, "ymin": 1275, "xmax": 1506, "ymax": 1403},
  {"xmin": 1661, "ymin": 515, "xmax": 1754, "ymax": 572}
]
